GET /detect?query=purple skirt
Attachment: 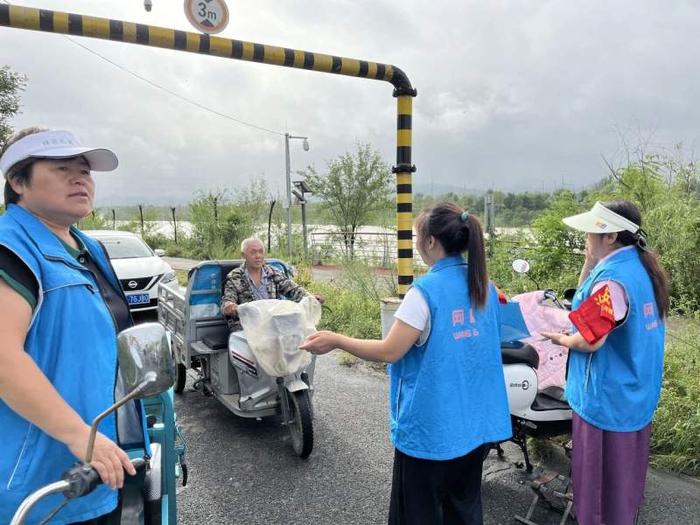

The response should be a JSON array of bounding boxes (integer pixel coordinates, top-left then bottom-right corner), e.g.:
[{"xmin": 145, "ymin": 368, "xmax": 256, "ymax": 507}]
[{"xmin": 571, "ymin": 413, "xmax": 652, "ymax": 525}]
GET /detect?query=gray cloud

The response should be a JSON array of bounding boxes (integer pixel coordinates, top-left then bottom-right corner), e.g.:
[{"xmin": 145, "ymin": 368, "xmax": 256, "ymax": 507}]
[{"xmin": 2, "ymin": 0, "xmax": 699, "ymax": 204}]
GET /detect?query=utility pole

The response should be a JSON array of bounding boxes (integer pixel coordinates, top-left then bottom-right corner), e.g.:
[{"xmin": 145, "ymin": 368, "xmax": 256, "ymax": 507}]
[
  {"xmin": 301, "ymin": 202, "xmax": 308, "ymax": 259},
  {"xmin": 292, "ymin": 180, "xmax": 312, "ymax": 260},
  {"xmin": 267, "ymin": 200, "xmax": 276, "ymax": 253},
  {"xmin": 284, "ymin": 133, "xmax": 310, "ymax": 258},
  {"xmin": 170, "ymin": 207, "xmax": 178, "ymax": 244},
  {"xmin": 484, "ymin": 192, "xmax": 495, "ymax": 255},
  {"xmin": 285, "ymin": 134, "xmax": 292, "ymax": 258},
  {"xmin": 138, "ymin": 204, "xmax": 144, "ymax": 235}
]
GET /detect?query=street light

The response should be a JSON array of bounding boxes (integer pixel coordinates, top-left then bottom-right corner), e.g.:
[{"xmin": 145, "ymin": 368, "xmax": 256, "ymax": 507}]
[{"xmin": 284, "ymin": 133, "xmax": 310, "ymax": 258}]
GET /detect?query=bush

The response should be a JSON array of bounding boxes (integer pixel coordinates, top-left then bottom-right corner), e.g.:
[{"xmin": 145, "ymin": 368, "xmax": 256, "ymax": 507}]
[
  {"xmin": 309, "ymin": 282, "xmax": 382, "ymax": 340},
  {"xmin": 304, "ymin": 261, "xmax": 383, "ymax": 340},
  {"xmin": 188, "ymin": 191, "xmax": 254, "ymax": 259},
  {"xmin": 487, "ymin": 232, "xmax": 539, "ymax": 296},
  {"xmin": 522, "ymin": 191, "xmax": 585, "ymax": 293},
  {"xmin": 650, "ymin": 320, "xmax": 700, "ymax": 476}
]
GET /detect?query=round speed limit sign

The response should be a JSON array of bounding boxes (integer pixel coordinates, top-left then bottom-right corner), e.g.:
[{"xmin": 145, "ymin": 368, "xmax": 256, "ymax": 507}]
[{"xmin": 184, "ymin": 0, "xmax": 229, "ymax": 34}]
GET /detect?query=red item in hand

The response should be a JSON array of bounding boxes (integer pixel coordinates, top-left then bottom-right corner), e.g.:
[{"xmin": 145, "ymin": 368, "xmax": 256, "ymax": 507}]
[
  {"xmin": 568, "ymin": 285, "xmax": 616, "ymax": 344},
  {"xmin": 498, "ymin": 291, "xmax": 508, "ymax": 304}
]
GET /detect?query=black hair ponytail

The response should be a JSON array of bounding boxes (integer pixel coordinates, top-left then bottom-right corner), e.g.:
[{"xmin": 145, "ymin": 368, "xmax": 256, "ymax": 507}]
[{"xmin": 416, "ymin": 202, "xmax": 489, "ymax": 308}]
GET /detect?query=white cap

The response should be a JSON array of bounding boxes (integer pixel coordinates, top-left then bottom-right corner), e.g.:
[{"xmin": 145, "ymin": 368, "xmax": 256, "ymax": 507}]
[
  {"xmin": 0, "ymin": 130, "xmax": 118, "ymax": 178},
  {"xmin": 562, "ymin": 201, "xmax": 639, "ymax": 234}
]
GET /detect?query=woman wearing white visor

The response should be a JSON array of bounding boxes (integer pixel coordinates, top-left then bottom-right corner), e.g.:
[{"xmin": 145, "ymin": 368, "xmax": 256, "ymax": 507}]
[
  {"xmin": 541, "ymin": 200, "xmax": 669, "ymax": 525},
  {"xmin": 0, "ymin": 128, "xmax": 147, "ymax": 524}
]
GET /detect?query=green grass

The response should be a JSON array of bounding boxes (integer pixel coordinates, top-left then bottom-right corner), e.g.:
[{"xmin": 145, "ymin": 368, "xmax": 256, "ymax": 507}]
[{"xmin": 650, "ymin": 317, "xmax": 700, "ymax": 476}]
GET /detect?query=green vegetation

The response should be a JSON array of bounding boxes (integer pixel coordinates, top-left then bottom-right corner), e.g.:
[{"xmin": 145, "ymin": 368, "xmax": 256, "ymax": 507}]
[
  {"xmin": 301, "ymin": 143, "xmax": 393, "ymax": 256},
  {"xmin": 651, "ymin": 320, "xmax": 700, "ymax": 476},
  {"xmin": 412, "ymin": 191, "xmax": 552, "ymax": 227},
  {"xmin": 295, "ymin": 260, "xmax": 384, "ymax": 341},
  {"xmin": 486, "ymin": 150, "xmax": 700, "ymax": 311},
  {"xmin": 0, "ymin": 66, "xmax": 26, "ymax": 148}
]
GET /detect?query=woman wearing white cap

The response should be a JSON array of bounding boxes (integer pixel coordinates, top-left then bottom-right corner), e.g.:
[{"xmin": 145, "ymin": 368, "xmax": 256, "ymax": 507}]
[
  {"xmin": 541, "ymin": 200, "xmax": 669, "ymax": 525},
  {"xmin": 0, "ymin": 127, "xmax": 146, "ymax": 524}
]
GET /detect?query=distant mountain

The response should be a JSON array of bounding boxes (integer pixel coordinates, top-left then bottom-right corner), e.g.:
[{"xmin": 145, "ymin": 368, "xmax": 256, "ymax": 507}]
[{"xmin": 413, "ymin": 181, "xmax": 486, "ymax": 196}]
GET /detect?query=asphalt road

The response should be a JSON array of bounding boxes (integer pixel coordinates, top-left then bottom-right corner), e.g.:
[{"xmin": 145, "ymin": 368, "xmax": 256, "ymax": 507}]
[
  {"xmin": 158, "ymin": 349, "xmax": 700, "ymax": 525},
  {"xmin": 135, "ymin": 271, "xmax": 700, "ymax": 525}
]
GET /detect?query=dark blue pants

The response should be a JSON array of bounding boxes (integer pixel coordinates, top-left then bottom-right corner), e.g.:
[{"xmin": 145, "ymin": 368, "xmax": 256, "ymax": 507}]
[{"xmin": 389, "ymin": 445, "xmax": 487, "ymax": 525}]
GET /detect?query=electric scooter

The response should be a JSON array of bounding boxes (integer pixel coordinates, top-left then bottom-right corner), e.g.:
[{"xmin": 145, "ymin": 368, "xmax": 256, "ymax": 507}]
[{"xmin": 500, "ymin": 260, "xmax": 574, "ymax": 472}]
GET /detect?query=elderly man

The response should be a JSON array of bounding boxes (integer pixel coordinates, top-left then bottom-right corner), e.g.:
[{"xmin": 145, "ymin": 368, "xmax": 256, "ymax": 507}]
[{"xmin": 221, "ymin": 237, "xmax": 322, "ymax": 331}]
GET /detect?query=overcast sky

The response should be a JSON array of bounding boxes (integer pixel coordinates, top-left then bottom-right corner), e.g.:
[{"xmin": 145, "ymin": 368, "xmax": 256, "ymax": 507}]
[{"xmin": 2, "ymin": 0, "xmax": 699, "ymax": 205}]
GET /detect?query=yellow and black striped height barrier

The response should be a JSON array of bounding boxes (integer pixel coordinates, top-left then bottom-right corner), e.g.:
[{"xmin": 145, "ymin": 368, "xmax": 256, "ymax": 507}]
[
  {"xmin": 394, "ymin": 95, "xmax": 416, "ymax": 296},
  {"xmin": 0, "ymin": 3, "xmax": 418, "ymax": 295}
]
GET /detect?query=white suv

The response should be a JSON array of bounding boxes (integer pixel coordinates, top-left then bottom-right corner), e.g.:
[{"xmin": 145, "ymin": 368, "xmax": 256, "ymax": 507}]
[{"xmin": 84, "ymin": 230, "xmax": 178, "ymax": 312}]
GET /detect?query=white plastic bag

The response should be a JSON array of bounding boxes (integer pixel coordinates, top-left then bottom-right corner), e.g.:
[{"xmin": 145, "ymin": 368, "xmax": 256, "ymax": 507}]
[{"xmin": 237, "ymin": 297, "xmax": 321, "ymax": 377}]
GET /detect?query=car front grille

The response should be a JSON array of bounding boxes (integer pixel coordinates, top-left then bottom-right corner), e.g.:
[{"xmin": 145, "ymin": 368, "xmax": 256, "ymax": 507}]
[{"xmin": 119, "ymin": 274, "xmax": 164, "ymax": 292}]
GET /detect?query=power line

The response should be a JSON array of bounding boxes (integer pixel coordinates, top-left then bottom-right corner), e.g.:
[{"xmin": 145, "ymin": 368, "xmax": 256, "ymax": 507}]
[
  {"xmin": 1, "ymin": 0, "xmax": 284, "ymax": 136},
  {"xmin": 66, "ymin": 37, "xmax": 284, "ymax": 136}
]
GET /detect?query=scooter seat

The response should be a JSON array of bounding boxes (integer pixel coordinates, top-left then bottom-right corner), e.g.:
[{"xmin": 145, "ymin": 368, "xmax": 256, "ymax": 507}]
[
  {"xmin": 532, "ymin": 390, "xmax": 570, "ymax": 412},
  {"xmin": 501, "ymin": 343, "xmax": 539, "ymax": 369},
  {"xmin": 540, "ymin": 385, "xmax": 566, "ymax": 402}
]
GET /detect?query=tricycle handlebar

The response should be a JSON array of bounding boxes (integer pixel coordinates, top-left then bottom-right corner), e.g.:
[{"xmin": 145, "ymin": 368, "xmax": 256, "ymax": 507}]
[{"xmin": 10, "ymin": 457, "xmax": 148, "ymax": 525}]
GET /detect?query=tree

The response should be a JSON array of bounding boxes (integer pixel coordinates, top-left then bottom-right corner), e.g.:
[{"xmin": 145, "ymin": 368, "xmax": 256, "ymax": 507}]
[
  {"xmin": 188, "ymin": 190, "xmax": 253, "ymax": 259},
  {"xmin": 525, "ymin": 190, "xmax": 586, "ymax": 291},
  {"xmin": 234, "ymin": 175, "xmax": 273, "ymax": 226},
  {"xmin": 0, "ymin": 66, "xmax": 27, "ymax": 148},
  {"xmin": 302, "ymin": 144, "xmax": 392, "ymax": 256}
]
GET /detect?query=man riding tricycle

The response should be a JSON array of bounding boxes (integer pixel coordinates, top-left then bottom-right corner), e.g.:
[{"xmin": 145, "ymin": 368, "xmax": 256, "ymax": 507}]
[{"xmin": 158, "ymin": 237, "xmax": 324, "ymax": 458}]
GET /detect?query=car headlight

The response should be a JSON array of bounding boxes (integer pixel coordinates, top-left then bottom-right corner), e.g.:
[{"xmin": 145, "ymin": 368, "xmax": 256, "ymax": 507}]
[{"xmin": 161, "ymin": 270, "xmax": 177, "ymax": 284}]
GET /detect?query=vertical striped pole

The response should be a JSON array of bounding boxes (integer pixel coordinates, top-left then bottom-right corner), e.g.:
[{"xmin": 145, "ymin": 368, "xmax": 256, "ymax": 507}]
[{"xmin": 394, "ymin": 92, "xmax": 417, "ymax": 297}]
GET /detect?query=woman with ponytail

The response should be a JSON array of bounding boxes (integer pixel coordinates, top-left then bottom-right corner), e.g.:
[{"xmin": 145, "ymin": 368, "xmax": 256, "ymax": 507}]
[
  {"xmin": 301, "ymin": 202, "xmax": 511, "ymax": 525},
  {"xmin": 542, "ymin": 200, "xmax": 669, "ymax": 525}
]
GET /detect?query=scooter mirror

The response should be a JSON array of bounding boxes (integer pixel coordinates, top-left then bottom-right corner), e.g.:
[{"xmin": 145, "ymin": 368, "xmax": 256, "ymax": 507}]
[
  {"xmin": 512, "ymin": 259, "xmax": 530, "ymax": 274},
  {"xmin": 117, "ymin": 323, "xmax": 175, "ymax": 398}
]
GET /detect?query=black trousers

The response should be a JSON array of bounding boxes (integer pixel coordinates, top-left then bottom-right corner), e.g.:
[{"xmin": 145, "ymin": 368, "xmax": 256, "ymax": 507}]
[{"xmin": 389, "ymin": 445, "xmax": 487, "ymax": 525}]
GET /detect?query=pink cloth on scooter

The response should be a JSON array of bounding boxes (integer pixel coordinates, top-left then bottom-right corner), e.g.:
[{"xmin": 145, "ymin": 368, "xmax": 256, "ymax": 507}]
[{"xmin": 511, "ymin": 291, "xmax": 572, "ymax": 390}]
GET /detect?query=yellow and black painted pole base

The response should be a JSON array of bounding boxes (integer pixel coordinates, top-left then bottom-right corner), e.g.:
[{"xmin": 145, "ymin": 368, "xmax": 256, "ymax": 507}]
[
  {"xmin": 394, "ymin": 92, "xmax": 417, "ymax": 297},
  {"xmin": 0, "ymin": 3, "xmax": 418, "ymax": 295}
]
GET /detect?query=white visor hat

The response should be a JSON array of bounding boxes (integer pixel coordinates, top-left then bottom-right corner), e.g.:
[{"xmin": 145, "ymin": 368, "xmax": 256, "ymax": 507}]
[
  {"xmin": 563, "ymin": 201, "xmax": 639, "ymax": 234},
  {"xmin": 0, "ymin": 130, "xmax": 118, "ymax": 178}
]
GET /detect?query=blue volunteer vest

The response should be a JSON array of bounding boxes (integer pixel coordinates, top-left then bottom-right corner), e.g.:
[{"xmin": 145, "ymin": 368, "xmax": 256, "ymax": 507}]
[
  {"xmin": 0, "ymin": 204, "xmax": 146, "ymax": 524},
  {"xmin": 389, "ymin": 256, "xmax": 512, "ymax": 460},
  {"xmin": 566, "ymin": 246, "xmax": 665, "ymax": 432}
]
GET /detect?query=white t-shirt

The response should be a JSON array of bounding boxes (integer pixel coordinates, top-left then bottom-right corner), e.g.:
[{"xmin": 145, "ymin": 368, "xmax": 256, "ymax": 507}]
[
  {"xmin": 394, "ymin": 287, "xmax": 431, "ymax": 346},
  {"xmin": 590, "ymin": 246, "xmax": 633, "ymax": 321}
]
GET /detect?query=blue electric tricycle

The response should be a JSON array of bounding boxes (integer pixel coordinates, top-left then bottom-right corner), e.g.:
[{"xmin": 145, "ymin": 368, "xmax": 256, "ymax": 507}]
[{"xmin": 10, "ymin": 323, "xmax": 187, "ymax": 525}]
